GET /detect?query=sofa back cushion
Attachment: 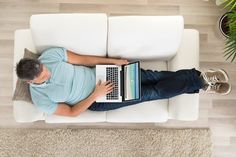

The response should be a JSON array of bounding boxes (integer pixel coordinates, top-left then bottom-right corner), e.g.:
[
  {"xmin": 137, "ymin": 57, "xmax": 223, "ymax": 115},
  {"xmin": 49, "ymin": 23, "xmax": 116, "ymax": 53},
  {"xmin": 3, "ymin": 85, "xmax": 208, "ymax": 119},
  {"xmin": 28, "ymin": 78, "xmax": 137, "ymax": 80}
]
[
  {"xmin": 107, "ymin": 16, "xmax": 184, "ymax": 60},
  {"xmin": 30, "ymin": 13, "xmax": 107, "ymax": 56}
]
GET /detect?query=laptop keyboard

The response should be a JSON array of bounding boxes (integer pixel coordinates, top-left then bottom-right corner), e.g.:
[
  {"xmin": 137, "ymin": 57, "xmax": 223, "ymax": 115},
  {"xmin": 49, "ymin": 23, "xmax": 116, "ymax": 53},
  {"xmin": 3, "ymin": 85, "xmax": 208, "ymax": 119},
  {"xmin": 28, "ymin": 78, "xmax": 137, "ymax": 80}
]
[{"xmin": 106, "ymin": 67, "xmax": 119, "ymax": 100}]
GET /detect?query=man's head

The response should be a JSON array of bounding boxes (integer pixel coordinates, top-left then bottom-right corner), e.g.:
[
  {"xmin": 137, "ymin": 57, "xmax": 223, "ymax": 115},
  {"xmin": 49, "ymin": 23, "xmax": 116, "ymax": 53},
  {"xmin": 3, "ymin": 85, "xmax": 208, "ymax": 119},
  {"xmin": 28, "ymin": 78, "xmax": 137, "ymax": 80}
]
[{"xmin": 16, "ymin": 58, "xmax": 51, "ymax": 84}]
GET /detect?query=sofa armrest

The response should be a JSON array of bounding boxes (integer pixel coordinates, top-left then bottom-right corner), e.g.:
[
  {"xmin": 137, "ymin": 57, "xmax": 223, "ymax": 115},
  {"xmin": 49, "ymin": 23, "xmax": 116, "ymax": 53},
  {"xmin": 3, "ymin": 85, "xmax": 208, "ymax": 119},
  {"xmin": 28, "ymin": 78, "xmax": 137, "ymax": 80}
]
[
  {"xmin": 167, "ymin": 29, "xmax": 200, "ymax": 121},
  {"xmin": 13, "ymin": 101, "xmax": 45, "ymax": 123},
  {"xmin": 168, "ymin": 94, "xmax": 199, "ymax": 121},
  {"xmin": 13, "ymin": 29, "xmax": 44, "ymax": 122},
  {"xmin": 168, "ymin": 29, "xmax": 199, "ymax": 71},
  {"xmin": 13, "ymin": 29, "xmax": 37, "ymax": 92}
]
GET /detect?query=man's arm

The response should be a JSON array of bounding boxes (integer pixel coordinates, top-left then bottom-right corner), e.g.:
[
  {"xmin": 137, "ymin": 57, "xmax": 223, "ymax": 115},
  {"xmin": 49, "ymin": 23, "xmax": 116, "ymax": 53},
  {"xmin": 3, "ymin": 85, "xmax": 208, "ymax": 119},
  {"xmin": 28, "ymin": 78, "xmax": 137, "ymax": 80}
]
[
  {"xmin": 66, "ymin": 50, "xmax": 128, "ymax": 66},
  {"xmin": 54, "ymin": 92, "xmax": 97, "ymax": 117},
  {"xmin": 54, "ymin": 80, "xmax": 113, "ymax": 117}
]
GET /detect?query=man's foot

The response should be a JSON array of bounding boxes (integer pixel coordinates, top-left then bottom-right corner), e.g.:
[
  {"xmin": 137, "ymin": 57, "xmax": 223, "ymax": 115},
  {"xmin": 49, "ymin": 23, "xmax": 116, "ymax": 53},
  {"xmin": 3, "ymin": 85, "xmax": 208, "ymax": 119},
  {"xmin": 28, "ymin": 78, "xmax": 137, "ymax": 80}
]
[
  {"xmin": 201, "ymin": 69, "xmax": 229, "ymax": 85},
  {"xmin": 202, "ymin": 82, "xmax": 231, "ymax": 95}
]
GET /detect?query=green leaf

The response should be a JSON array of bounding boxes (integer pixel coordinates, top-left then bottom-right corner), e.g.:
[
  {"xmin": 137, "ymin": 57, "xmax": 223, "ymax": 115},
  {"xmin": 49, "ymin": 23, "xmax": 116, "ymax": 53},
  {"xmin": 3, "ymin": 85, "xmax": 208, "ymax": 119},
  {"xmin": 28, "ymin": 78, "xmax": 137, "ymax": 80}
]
[
  {"xmin": 225, "ymin": 0, "xmax": 235, "ymax": 7},
  {"xmin": 224, "ymin": 42, "xmax": 236, "ymax": 51},
  {"xmin": 225, "ymin": 50, "xmax": 235, "ymax": 60},
  {"xmin": 223, "ymin": 0, "xmax": 235, "ymax": 10},
  {"xmin": 230, "ymin": 2, "xmax": 236, "ymax": 10},
  {"xmin": 222, "ymin": 11, "xmax": 236, "ymax": 62},
  {"xmin": 230, "ymin": 51, "xmax": 236, "ymax": 62},
  {"xmin": 224, "ymin": 49, "xmax": 234, "ymax": 57}
]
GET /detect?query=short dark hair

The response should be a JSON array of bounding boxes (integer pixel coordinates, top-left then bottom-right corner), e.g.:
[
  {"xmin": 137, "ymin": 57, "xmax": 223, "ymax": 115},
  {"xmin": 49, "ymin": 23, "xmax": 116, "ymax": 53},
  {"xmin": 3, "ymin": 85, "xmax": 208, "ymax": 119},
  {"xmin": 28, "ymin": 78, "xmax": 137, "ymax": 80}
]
[{"xmin": 16, "ymin": 58, "xmax": 43, "ymax": 81}]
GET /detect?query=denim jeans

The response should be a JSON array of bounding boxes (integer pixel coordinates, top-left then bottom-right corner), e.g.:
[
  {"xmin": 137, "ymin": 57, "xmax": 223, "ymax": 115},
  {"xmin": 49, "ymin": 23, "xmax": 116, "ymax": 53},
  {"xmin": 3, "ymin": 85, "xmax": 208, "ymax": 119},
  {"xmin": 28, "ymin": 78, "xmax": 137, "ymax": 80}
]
[{"xmin": 88, "ymin": 68, "xmax": 204, "ymax": 111}]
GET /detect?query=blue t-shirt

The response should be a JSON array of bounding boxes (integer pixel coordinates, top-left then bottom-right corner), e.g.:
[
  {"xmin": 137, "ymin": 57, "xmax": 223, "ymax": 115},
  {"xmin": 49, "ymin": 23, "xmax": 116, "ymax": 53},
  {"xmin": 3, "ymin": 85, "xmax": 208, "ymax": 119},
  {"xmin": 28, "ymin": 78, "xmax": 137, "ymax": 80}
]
[{"xmin": 29, "ymin": 47, "xmax": 96, "ymax": 115}]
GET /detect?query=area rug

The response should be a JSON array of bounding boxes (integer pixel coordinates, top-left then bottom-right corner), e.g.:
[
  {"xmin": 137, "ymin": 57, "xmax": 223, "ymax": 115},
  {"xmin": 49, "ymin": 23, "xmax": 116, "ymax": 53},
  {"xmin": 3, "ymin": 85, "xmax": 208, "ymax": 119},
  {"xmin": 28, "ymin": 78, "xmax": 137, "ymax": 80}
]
[{"xmin": 0, "ymin": 128, "xmax": 212, "ymax": 157}]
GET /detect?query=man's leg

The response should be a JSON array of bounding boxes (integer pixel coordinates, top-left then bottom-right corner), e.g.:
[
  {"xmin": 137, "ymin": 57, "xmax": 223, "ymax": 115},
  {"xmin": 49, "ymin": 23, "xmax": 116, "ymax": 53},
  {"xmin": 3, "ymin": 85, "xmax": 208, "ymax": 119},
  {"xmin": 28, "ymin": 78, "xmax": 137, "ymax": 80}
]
[
  {"xmin": 141, "ymin": 68, "xmax": 204, "ymax": 100},
  {"xmin": 88, "ymin": 68, "xmax": 204, "ymax": 111},
  {"xmin": 141, "ymin": 68, "xmax": 201, "ymax": 85}
]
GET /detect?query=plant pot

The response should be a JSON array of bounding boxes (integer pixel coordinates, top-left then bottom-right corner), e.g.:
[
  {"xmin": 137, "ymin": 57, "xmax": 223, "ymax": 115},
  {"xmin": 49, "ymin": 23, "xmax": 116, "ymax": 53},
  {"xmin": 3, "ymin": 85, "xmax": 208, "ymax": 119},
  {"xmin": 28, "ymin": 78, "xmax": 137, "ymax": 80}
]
[{"xmin": 219, "ymin": 12, "xmax": 230, "ymax": 38}]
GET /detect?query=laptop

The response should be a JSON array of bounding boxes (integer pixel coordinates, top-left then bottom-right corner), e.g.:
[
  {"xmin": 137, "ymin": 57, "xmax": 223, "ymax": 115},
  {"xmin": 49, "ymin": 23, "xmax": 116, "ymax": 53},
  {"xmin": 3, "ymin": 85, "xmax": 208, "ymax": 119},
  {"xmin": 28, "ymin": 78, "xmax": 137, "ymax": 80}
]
[{"xmin": 95, "ymin": 61, "xmax": 141, "ymax": 103}]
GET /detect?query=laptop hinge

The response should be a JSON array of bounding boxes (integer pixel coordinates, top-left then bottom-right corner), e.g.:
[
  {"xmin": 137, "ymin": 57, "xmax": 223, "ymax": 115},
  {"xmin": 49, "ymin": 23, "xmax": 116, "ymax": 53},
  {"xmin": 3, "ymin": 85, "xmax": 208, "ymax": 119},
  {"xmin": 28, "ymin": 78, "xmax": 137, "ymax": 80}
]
[{"xmin": 120, "ymin": 69, "xmax": 123, "ymax": 99}]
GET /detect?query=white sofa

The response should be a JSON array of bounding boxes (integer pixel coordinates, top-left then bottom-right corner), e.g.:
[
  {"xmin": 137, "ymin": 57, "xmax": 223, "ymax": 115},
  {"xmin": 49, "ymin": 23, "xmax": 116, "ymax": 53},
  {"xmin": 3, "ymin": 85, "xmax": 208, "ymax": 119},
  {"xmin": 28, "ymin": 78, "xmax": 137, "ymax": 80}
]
[{"xmin": 13, "ymin": 13, "xmax": 199, "ymax": 123}]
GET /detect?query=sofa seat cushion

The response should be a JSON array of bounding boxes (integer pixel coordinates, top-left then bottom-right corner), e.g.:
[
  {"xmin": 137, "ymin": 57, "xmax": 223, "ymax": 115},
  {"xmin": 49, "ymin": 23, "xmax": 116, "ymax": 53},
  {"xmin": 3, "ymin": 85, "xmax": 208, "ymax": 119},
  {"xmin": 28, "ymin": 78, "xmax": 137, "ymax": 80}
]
[
  {"xmin": 106, "ymin": 60, "xmax": 168, "ymax": 123},
  {"xmin": 46, "ymin": 60, "xmax": 168, "ymax": 123},
  {"xmin": 106, "ymin": 100, "xmax": 168, "ymax": 123},
  {"xmin": 140, "ymin": 60, "xmax": 167, "ymax": 71},
  {"xmin": 108, "ymin": 16, "xmax": 184, "ymax": 60},
  {"xmin": 30, "ymin": 13, "xmax": 107, "ymax": 56}
]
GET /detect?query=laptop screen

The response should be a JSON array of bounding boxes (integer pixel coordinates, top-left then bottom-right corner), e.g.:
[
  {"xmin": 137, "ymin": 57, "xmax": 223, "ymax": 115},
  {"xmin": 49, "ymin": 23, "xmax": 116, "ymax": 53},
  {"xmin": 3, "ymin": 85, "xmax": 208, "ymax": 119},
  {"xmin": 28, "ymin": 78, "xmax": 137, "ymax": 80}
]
[{"xmin": 124, "ymin": 62, "xmax": 140, "ymax": 101}]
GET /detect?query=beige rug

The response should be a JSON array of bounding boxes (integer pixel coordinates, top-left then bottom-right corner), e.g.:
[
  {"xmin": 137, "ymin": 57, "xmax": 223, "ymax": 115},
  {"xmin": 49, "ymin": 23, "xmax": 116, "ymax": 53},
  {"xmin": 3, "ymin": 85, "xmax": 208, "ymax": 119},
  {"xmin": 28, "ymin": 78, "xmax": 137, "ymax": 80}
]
[{"xmin": 0, "ymin": 128, "xmax": 212, "ymax": 157}]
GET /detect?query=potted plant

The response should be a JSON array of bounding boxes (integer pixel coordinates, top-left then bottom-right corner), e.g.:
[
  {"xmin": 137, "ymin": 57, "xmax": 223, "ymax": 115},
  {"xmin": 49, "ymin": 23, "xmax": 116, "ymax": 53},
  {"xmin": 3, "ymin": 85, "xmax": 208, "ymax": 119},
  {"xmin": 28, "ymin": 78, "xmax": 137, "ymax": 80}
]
[
  {"xmin": 219, "ymin": 12, "xmax": 230, "ymax": 38},
  {"xmin": 217, "ymin": 0, "xmax": 236, "ymax": 62},
  {"xmin": 223, "ymin": 11, "xmax": 236, "ymax": 62}
]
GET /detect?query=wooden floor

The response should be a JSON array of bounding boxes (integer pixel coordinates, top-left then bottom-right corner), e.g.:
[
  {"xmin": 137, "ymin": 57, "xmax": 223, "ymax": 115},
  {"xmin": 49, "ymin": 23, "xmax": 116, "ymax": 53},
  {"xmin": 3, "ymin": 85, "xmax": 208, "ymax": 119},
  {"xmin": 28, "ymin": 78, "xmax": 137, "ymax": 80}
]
[{"xmin": 0, "ymin": 0, "xmax": 236, "ymax": 156}]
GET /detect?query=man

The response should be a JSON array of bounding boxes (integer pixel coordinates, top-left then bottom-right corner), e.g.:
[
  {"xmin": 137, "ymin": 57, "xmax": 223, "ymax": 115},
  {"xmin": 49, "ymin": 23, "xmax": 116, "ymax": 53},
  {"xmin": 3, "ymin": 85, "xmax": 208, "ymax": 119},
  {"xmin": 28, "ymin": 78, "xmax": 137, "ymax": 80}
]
[{"xmin": 16, "ymin": 47, "xmax": 231, "ymax": 117}]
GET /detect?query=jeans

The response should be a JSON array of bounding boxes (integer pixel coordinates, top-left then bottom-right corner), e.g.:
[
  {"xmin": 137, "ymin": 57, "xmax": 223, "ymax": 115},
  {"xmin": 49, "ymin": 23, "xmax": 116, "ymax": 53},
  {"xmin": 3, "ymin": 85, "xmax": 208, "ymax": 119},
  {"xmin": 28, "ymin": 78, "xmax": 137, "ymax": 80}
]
[{"xmin": 88, "ymin": 68, "xmax": 204, "ymax": 111}]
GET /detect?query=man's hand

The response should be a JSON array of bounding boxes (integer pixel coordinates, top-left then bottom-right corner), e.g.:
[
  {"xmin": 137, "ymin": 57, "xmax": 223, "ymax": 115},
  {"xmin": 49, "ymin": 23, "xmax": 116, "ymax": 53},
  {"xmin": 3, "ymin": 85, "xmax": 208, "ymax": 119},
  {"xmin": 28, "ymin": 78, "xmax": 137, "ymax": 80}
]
[
  {"xmin": 92, "ymin": 80, "xmax": 114, "ymax": 99},
  {"xmin": 113, "ymin": 59, "xmax": 129, "ymax": 66}
]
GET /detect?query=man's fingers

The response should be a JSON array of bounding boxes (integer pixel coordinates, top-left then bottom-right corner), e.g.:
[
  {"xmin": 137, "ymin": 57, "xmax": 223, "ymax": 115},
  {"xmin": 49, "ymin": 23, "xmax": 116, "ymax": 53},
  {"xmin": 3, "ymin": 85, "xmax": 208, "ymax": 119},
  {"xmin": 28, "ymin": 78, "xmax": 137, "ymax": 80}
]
[
  {"xmin": 103, "ymin": 80, "xmax": 113, "ymax": 86},
  {"xmin": 101, "ymin": 80, "xmax": 110, "ymax": 85},
  {"xmin": 107, "ymin": 89, "xmax": 113, "ymax": 94},
  {"xmin": 106, "ymin": 80, "xmax": 112, "ymax": 85},
  {"xmin": 107, "ymin": 85, "xmax": 114, "ymax": 91},
  {"xmin": 107, "ymin": 82, "xmax": 114, "ymax": 87},
  {"xmin": 98, "ymin": 80, "xmax": 111, "ymax": 86}
]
